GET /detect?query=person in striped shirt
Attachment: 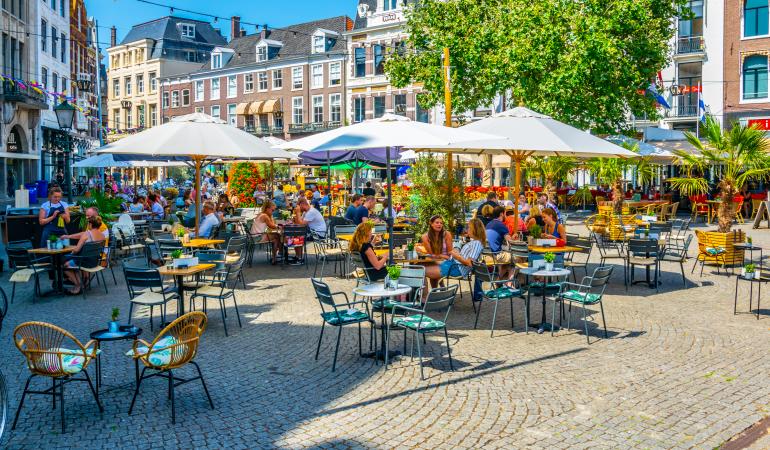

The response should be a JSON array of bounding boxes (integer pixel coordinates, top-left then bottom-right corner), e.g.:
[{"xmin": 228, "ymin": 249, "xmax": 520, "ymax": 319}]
[{"xmin": 426, "ymin": 218, "xmax": 487, "ymax": 286}]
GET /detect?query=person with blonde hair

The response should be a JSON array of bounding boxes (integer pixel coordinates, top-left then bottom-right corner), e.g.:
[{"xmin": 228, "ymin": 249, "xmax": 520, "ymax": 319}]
[
  {"xmin": 349, "ymin": 222, "xmax": 387, "ymax": 281},
  {"xmin": 526, "ymin": 205, "xmax": 545, "ymax": 230},
  {"xmin": 62, "ymin": 215, "xmax": 106, "ymax": 295},
  {"xmin": 252, "ymin": 200, "xmax": 281, "ymax": 264}
]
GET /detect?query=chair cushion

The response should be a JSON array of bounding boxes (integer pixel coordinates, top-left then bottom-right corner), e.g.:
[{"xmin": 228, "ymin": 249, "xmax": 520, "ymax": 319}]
[
  {"xmin": 81, "ymin": 266, "xmax": 105, "ymax": 273},
  {"xmin": 10, "ymin": 268, "xmax": 37, "ymax": 283},
  {"xmin": 126, "ymin": 336, "xmax": 177, "ymax": 366},
  {"xmin": 130, "ymin": 291, "xmax": 172, "ymax": 306},
  {"xmin": 706, "ymin": 247, "xmax": 725, "ymax": 255},
  {"xmin": 44, "ymin": 347, "xmax": 99, "ymax": 374},
  {"xmin": 628, "ymin": 256, "xmax": 656, "ymax": 265},
  {"xmin": 561, "ymin": 289, "xmax": 601, "ymax": 304},
  {"xmin": 321, "ymin": 309, "xmax": 370, "ymax": 325},
  {"xmin": 483, "ymin": 286, "xmax": 520, "ymax": 299},
  {"xmin": 393, "ymin": 314, "xmax": 445, "ymax": 332},
  {"xmin": 193, "ymin": 285, "xmax": 225, "ymax": 297},
  {"xmin": 372, "ymin": 299, "xmax": 418, "ymax": 311}
]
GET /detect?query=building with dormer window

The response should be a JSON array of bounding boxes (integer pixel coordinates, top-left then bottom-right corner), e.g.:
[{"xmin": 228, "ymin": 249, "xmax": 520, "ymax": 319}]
[
  {"xmin": 159, "ymin": 16, "xmax": 352, "ymax": 140},
  {"xmin": 345, "ymin": 0, "xmax": 431, "ymax": 124}
]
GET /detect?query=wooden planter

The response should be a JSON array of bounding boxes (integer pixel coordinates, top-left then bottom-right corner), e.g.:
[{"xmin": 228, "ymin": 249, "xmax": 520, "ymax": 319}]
[
  {"xmin": 699, "ymin": 230, "xmax": 746, "ymax": 266},
  {"xmin": 597, "ymin": 202, "xmax": 630, "ymax": 217}
]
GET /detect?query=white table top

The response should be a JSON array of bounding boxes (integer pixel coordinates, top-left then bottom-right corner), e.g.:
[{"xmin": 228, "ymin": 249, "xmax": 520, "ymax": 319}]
[
  {"xmin": 353, "ymin": 283, "xmax": 412, "ymax": 298},
  {"xmin": 520, "ymin": 267, "xmax": 571, "ymax": 277}
]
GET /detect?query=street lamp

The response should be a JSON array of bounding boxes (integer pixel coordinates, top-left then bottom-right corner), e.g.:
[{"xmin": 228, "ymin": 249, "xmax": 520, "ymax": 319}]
[{"xmin": 54, "ymin": 100, "xmax": 77, "ymax": 202}]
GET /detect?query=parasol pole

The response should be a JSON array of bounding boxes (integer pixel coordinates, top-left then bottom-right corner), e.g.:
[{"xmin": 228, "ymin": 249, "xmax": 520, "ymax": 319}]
[
  {"xmin": 386, "ymin": 146, "xmax": 394, "ymax": 264},
  {"xmin": 194, "ymin": 155, "xmax": 202, "ymax": 236},
  {"xmin": 327, "ymin": 151, "xmax": 332, "ymax": 219},
  {"xmin": 509, "ymin": 151, "xmax": 524, "ymax": 238}
]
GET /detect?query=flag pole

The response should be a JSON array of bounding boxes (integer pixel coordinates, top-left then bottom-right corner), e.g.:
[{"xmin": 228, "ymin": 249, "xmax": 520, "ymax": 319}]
[{"xmin": 696, "ymin": 81, "xmax": 701, "ymax": 138}]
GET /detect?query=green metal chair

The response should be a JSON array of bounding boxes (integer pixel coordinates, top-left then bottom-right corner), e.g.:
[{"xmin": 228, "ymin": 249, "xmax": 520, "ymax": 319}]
[
  {"xmin": 472, "ymin": 261, "xmax": 523, "ymax": 337},
  {"xmin": 387, "ymin": 285, "xmax": 458, "ymax": 380},
  {"xmin": 311, "ymin": 278, "xmax": 376, "ymax": 372},
  {"xmin": 551, "ymin": 266, "xmax": 613, "ymax": 344}
]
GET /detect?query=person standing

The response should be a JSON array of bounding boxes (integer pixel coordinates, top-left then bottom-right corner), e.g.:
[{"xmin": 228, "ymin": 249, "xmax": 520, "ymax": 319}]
[
  {"xmin": 38, "ymin": 187, "xmax": 71, "ymax": 247},
  {"xmin": 537, "ymin": 193, "xmax": 561, "ymax": 221}
]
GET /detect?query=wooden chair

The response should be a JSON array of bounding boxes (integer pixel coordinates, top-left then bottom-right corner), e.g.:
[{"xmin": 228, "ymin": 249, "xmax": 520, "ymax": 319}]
[
  {"xmin": 751, "ymin": 198, "xmax": 764, "ymax": 219},
  {"xmin": 692, "ymin": 229, "xmax": 726, "ymax": 276},
  {"xmin": 690, "ymin": 196, "xmax": 709, "ymax": 223},
  {"xmin": 127, "ymin": 311, "xmax": 213, "ymax": 424},
  {"xmin": 12, "ymin": 322, "xmax": 103, "ymax": 433},
  {"xmin": 734, "ymin": 200, "xmax": 745, "ymax": 224}
]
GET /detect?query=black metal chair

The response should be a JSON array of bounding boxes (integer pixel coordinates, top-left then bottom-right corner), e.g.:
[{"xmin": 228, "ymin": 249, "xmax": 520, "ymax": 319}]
[
  {"xmin": 551, "ymin": 266, "xmax": 613, "ymax": 343},
  {"xmin": 124, "ymin": 267, "xmax": 178, "ymax": 331},
  {"xmin": 6, "ymin": 248, "xmax": 49, "ymax": 303},
  {"xmin": 564, "ymin": 236, "xmax": 592, "ymax": 282},
  {"xmin": 625, "ymin": 238, "xmax": 662, "ymax": 292},
  {"xmin": 662, "ymin": 234, "xmax": 693, "ymax": 287},
  {"xmin": 188, "ymin": 258, "xmax": 245, "ymax": 336},
  {"xmin": 67, "ymin": 242, "xmax": 109, "ymax": 298},
  {"xmin": 311, "ymin": 278, "xmax": 376, "ymax": 372},
  {"xmin": 471, "ymin": 261, "xmax": 523, "ymax": 337},
  {"xmin": 282, "ymin": 225, "xmax": 308, "ymax": 267}
]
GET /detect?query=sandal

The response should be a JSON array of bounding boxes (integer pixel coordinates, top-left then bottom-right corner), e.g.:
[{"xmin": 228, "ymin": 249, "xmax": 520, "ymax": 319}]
[{"xmin": 66, "ymin": 288, "xmax": 81, "ymax": 296}]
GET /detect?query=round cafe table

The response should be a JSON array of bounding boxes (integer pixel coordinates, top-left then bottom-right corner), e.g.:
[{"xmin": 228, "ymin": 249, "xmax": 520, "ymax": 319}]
[
  {"xmin": 520, "ymin": 267, "xmax": 571, "ymax": 334},
  {"xmin": 89, "ymin": 325, "xmax": 143, "ymax": 398},
  {"xmin": 353, "ymin": 283, "xmax": 412, "ymax": 362}
]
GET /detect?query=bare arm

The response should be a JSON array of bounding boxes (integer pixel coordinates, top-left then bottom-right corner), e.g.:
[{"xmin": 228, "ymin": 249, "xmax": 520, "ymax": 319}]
[
  {"xmin": 364, "ymin": 247, "xmax": 386, "ymax": 270},
  {"xmin": 72, "ymin": 233, "xmax": 88, "ymax": 253}
]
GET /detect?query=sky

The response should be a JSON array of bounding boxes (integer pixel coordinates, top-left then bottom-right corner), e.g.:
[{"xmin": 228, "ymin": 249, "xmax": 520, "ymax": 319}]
[{"xmin": 85, "ymin": 0, "xmax": 353, "ymax": 46}]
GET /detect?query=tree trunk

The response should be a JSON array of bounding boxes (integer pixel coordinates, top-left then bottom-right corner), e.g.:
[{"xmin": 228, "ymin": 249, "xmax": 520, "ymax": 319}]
[
  {"xmin": 545, "ymin": 178, "xmax": 556, "ymax": 203},
  {"xmin": 717, "ymin": 184, "xmax": 737, "ymax": 233},
  {"xmin": 612, "ymin": 178, "xmax": 624, "ymax": 214},
  {"xmin": 481, "ymin": 154, "xmax": 493, "ymax": 187}
]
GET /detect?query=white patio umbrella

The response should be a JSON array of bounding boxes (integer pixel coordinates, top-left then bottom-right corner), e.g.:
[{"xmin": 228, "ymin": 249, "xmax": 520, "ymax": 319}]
[
  {"xmin": 605, "ymin": 135, "xmax": 675, "ymax": 163},
  {"xmin": 73, "ymin": 153, "xmax": 187, "ymax": 168},
  {"xmin": 279, "ymin": 113, "xmax": 505, "ymax": 261},
  {"xmin": 98, "ymin": 113, "xmax": 296, "ymax": 232},
  {"xmin": 425, "ymin": 107, "xmax": 639, "ymax": 229}
]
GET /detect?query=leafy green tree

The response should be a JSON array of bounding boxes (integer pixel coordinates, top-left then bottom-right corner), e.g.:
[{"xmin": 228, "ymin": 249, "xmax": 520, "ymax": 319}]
[
  {"xmin": 387, "ymin": 0, "xmax": 686, "ymax": 133},
  {"xmin": 526, "ymin": 156, "xmax": 575, "ymax": 202},
  {"xmin": 668, "ymin": 117, "xmax": 770, "ymax": 232},
  {"xmin": 409, "ymin": 155, "xmax": 467, "ymax": 235}
]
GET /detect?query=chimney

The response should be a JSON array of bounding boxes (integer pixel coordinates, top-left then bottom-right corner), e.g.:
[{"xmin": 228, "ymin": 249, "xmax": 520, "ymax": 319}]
[
  {"xmin": 110, "ymin": 26, "xmax": 117, "ymax": 47},
  {"xmin": 230, "ymin": 16, "xmax": 240, "ymax": 41},
  {"xmin": 240, "ymin": 29, "xmax": 246, "ymax": 38},
  {"xmin": 260, "ymin": 26, "xmax": 270, "ymax": 40}
]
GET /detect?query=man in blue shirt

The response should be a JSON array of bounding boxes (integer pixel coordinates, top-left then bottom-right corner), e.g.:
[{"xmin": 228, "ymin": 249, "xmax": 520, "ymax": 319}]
[
  {"xmin": 537, "ymin": 193, "xmax": 561, "ymax": 221},
  {"xmin": 353, "ymin": 196, "xmax": 376, "ymax": 225},
  {"xmin": 485, "ymin": 206, "xmax": 512, "ymax": 276},
  {"xmin": 344, "ymin": 194, "xmax": 362, "ymax": 222},
  {"xmin": 193, "ymin": 201, "xmax": 220, "ymax": 238}
]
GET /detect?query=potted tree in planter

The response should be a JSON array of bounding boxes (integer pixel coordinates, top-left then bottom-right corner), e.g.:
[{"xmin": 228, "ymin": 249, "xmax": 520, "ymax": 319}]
[
  {"xmin": 527, "ymin": 223, "xmax": 542, "ymax": 246},
  {"xmin": 668, "ymin": 117, "xmax": 770, "ymax": 265}
]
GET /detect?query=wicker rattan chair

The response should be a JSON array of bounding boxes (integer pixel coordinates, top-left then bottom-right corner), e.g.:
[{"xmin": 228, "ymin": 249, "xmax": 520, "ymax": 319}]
[
  {"xmin": 127, "ymin": 311, "xmax": 213, "ymax": 424},
  {"xmin": 12, "ymin": 322, "xmax": 102, "ymax": 433}
]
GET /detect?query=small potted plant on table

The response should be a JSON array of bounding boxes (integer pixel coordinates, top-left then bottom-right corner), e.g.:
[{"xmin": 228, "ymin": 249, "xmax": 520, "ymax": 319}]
[
  {"xmin": 385, "ymin": 265, "xmax": 401, "ymax": 290},
  {"xmin": 108, "ymin": 307, "xmax": 120, "ymax": 333},
  {"xmin": 742, "ymin": 263, "xmax": 757, "ymax": 280},
  {"xmin": 47, "ymin": 234, "xmax": 59, "ymax": 250},
  {"xmin": 527, "ymin": 224, "xmax": 542, "ymax": 246},
  {"xmin": 543, "ymin": 252, "xmax": 556, "ymax": 271}
]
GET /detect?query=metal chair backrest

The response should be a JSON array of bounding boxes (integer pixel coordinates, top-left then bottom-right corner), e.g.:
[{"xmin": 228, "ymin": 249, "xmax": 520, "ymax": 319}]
[
  {"xmin": 390, "ymin": 232, "xmax": 412, "ymax": 248},
  {"xmin": 195, "ymin": 249, "xmax": 227, "ymax": 270},
  {"xmin": 328, "ymin": 217, "xmax": 352, "ymax": 238},
  {"xmin": 508, "ymin": 242, "xmax": 530, "ymax": 260},
  {"xmin": 572, "ymin": 236, "xmax": 592, "ymax": 250},
  {"xmin": 311, "ymin": 278, "xmax": 335, "ymax": 308},
  {"xmin": 588, "ymin": 266, "xmax": 613, "ymax": 288},
  {"xmin": 283, "ymin": 225, "xmax": 308, "ymax": 239},
  {"xmin": 374, "ymin": 224, "xmax": 388, "ymax": 234},
  {"xmin": 157, "ymin": 239, "xmax": 183, "ymax": 260},
  {"xmin": 124, "ymin": 267, "xmax": 164, "ymax": 297},
  {"xmin": 14, "ymin": 321, "xmax": 95, "ymax": 377},
  {"xmin": 144, "ymin": 311, "xmax": 207, "ymax": 370},
  {"xmin": 225, "ymin": 235, "xmax": 249, "ymax": 257},
  {"xmin": 472, "ymin": 260, "xmax": 496, "ymax": 283},
  {"xmin": 77, "ymin": 241, "xmax": 105, "ymax": 269},
  {"xmin": 422, "ymin": 285, "xmax": 458, "ymax": 323},
  {"xmin": 7, "ymin": 247, "xmax": 35, "ymax": 269},
  {"xmin": 220, "ymin": 257, "xmax": 245, "ymax": 290},
  {"xmin": 334, "ymin": 224, "xmax": 357, "ymax": 236},
  {"xmin": 398, "ymin": 265, "xmax": 426, "ymax": 303},
  {"xmin": 627, "ymin": 238, "xmax": 659, "ymax": 257},
  {"xmin": 7, "ymin": 239, "xmax": 32, "ymax": 250},
  {"xmin": 0, "ymin": 287, "xmax": 7, "ymax": 333}
]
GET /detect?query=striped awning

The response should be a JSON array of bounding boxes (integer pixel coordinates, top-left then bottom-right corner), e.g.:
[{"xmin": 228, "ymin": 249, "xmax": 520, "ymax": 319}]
[
  {"xmin": 235, "ymin": 102, "xmax": 251, "ymax": 115},
  {"xmin": 247, "ymin": 101, "xmax": 264, "ymax": 115},
  {"xmin": 262, "ymin": 99, "xmax": 281, "ymax": 113}
]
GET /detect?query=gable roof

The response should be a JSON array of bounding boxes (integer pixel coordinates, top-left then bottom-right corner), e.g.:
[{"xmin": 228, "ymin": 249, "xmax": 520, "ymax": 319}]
[
  {"xmin": 120, "ymin": 16, "xmax": 227, "ymax": 46},
  {"xmin": 214, "ymin": 16, "xmax": 351, "ymax": 70}
]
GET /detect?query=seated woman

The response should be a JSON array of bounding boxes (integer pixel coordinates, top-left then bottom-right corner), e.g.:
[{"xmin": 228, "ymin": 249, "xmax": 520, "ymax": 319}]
[
  {"xmin": 216, "ymin": 193, "xmax": 235, "ymax": 218},
  {"xmin": 479, "ymin": 204, "xmax": 494, "ymax": 226},
  {"xmin": 419, "ymin": 215, "xmax": 453, "ymax": 261},
  {"xmin": 63, "ymin": 216, "xmax": 107, "ymax": 295},
  {"xmin": 517, "ymin": 194, "xmax": 530, "ymax": 219},
  {"xmin": 541, "ymin": 207, "xmax": 566, "ymax": 240},
  {"xmin": 526, "ymin": 205, "xmax": 545, "ymax": 231},
  {"xmin": 349, "ymin": 222, "xmax": 388, "ymax": 281},
  {"xmin": 251, "ymin": 200, "xmax": 282, "ymax": 265},
  {"xmin": 425, "ymin": 218, "xmax": 486, "ymax": 286},
  {"xmin": 128, "ymin": 196, "xmax": 146, "ymax": 213}
]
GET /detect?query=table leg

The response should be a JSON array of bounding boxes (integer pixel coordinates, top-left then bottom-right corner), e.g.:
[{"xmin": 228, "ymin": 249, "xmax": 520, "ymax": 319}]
[
  {"xmin": 176, "ymin": 275, "xmax": 185, "ymax": 317},
  {"xmin": 95, "ymin": 342, "xmax": 101, "ymax": 397},
  {"xmin": 757, "ymin": 281, "xmax": 762, "ymax": 320},
  {"xmin": 734, "ymin": 277, "xmax": 739, "ymax": 315},
  {"xmin": 55, "ymin": 254, "xmax": 64, "ymax": 293}
]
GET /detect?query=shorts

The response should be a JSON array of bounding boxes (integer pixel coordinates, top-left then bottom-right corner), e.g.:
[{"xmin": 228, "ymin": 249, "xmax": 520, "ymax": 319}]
[{"xmin": 439, "ymin": 260, "xmax": 465, "ymax": 277}]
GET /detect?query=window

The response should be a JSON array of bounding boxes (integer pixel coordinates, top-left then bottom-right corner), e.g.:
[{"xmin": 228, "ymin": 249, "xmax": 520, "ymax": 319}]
[
  {"xmin": 374, "ymin": 44, "xmax": 385, "ymax": 75},
  {"xmin": 244, "ymin": 74, "xmax": 254, "ymax": 92},
  {"xmin": 677, "ymin": 62, "xmax": 702, "ymax": 115},
  {"xmin": 41, "ymin": 20, "xmax": 47, "ymax": 52},
  {"xmin": 52, "ymin": 72, "xmax": 58, "ymax": 93},
  {"xmin": 60, "ymin": 32, "xmax": 66, "ymax": 62},
  {"xmin": 195, "ymin": 107, "xmax": 204, "ymax": 114},
  {"xmin": 124, "ymin": 76, "xmax": 132, "ymax": 96},
  {"xmin": 137, "ymin": 74, "xmax": 144, "ymax": 93},
  {"xmin": 257, "ymin": 45, "xmax": 267, "ymax": 62},
  {"xmin": 354, "ymin": 97, "xmax": 365, "ymax": 122},
  {"xmin": 149, "ymin": 72, "xmax": 157, "ymax": 92},
  {"xmin": 292, "ymin": 67, "xmax": 303, "ymax": 89},
  {"xmin": 138, "ymin": 105, "xmax": 145, "ymax": 127},
  {"xmin": 60, "ymin": 0, "xmax": 64, "ymax": 16},
  {"xmin": 355, "ymin": 47, "xmax": 366, "ymax": 77},
  {"xmin": 126, "ymin": 108, "xmax": 132, "ymax": 128},
  {"xmin": 180, "ymin": 23, "xmax": 196, "ymax": 38},
  {"xmin": 113, "ymin": 109, "xmax": 120, "ymax": 128},
  {"xmin": 745, "ymin": 0, "xmax": 769, "ymax": 37},
  {"xmin": 258, "ymin": 72, "xmax": 268, "ymax": 91},
  {"xmin": 212, "ymin": 53, "xmax": 222, "ymax": 69},
  {"xmin": 274, "ymin": 113, "xmax": 283, "ymax": 130},
  {"xmin": 313, "ymin": 35, "xmax": 325, "ymax": 53},
  {"xmin": 162, "ymin": 92, "xmax": 169, "ymax": 109},
  {"xmin": 171, "ymin": 91, "xmax": 180, "ymax": 108},
  {"xmin": 150, "ymin": 104, "xmax": 157, "ymax": 127},
  {"xmin": 292, "ymin": 97, "xmax": 303, "ymax": 125},
  {"xmin": 394, "ymin": 94, "xmax": 407, "ymax": 115},
  {"xmin": 383, "ymin": 0, "xmax": 398, "ymax": 11},
  {"xmin": 227, "ymin": 75, "xmax": 237, "ymax": 97},
  {"xmin": 329, "ymin": 62, "xmax": 341, "ymax": 86},
  {"xmin": 228, "ymin": 104, "xmax": 237, "ymax": 126},
  {"xmin": 61, "ymin": 77, "xmax": 67, "ymax": 93},
  {"xmin": 193, "ymin": 80, "xmax": 203, "ymax": 101},
  {"xmin": 272, "ymin": 69, "xmax": 283, "ymax": 89},
  {"xmin": 374, "ymin": 96, "xmax": 385, "ymax": 118},
  {"xmin": 311, "ymin": 64, "xmax": 323, "ymax": 89},
  {"xmin": 329, "ymin": 94, "xmax": 341, "ymax": 123},
  {"xmin": 112, "ymin": 78, "xmax": 119, "ymax": 97},
  {"xmin": 416, "ymin": 102, "xmax": 429, "ymax": 123},
  {"xmin": 744, "ymin": 55, "xmax": 768, "ymax": 99},
  {"xmin": 211, "ymin": 105, "xmax": 220, "ymax": 119},
  {"xmin": 182, "ymin": 89, "xmax": 190, "ymax": 106},
  {"xmin": 52, "ymin": 27, "xmax": 57, "ymax": 57},
  {"xmin": 185, "ymin": 51, "xmax": 197, "ymax": 62},
  {"xmin": 211, "ymin": 78, "xmax": 220, "ymax": 99},
  {"xmin": 678, "ymin": 0, "xmax": 703, "ymax": 38},
  {"xmin": 312, "ymin": 95, "xmax": 324, "ymax": 123},
  {"xmin": 51, "ymin": 0, "xmax": 56, "ymax": 12}
]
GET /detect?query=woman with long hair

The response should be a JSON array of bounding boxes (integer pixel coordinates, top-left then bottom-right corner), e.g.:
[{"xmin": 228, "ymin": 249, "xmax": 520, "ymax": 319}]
[
  {"xmin": 349, "ymin": 222, "xmax": 387, "ymax": 281},
  {"xmin": 425, "ymin": 218, "xmax": 486, "ymax": 286},
  {"xmin": 420, "ymin": 215, "xmax": 453, "ymax": 260},
  {"xmin": 251, "ymin": 200, "xmax": 281, "ymax": 265},
  {"xmin": 526, "ymin": 205, "xmax": 545, "ymax": 230},
  {"xmin": 541, "ymin": 207, "xmax": 566, "ymax": 239}
]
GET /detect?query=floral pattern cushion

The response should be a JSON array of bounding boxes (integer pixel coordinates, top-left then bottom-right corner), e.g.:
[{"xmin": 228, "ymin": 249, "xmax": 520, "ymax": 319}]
[
  {"xmin": 706, "ymin": 247, "xmax": 725, "ymax": 255},
  {"xmin": 393, "ymin": 314, "xmax": 445, "ymax": 331},
  {"xmin": 40, "ymin": 347, "xmax": 99, "ymax": 374},
  {"xmin": 561, "ymin": 290, "xmax": 601, "ymax": 304},
  {"xmin": 483, "ymin": 286, "xmax": 520, "ymax": 299},
  {"xmin": 126, "ymin": 336, "xmax": 177, "ymax": 367},
  {"xmin": 321, "ymin": 309, "xmax": 369, "ymax": 325}
]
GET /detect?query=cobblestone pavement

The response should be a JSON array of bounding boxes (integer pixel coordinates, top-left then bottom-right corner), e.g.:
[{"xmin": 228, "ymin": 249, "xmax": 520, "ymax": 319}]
[{"xmin": 0, "ymin": 221, "xmax": 769, "ymax": 449}]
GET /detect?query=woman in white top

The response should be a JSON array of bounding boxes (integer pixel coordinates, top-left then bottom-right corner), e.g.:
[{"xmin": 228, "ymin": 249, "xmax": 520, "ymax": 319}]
[
  {"xmin": 252, "ymin": 200, "xmax": 281, "ymax": 265},
  {"xmin": 39, "ymin": 187, "xmax": 71, "ymax": 247}
]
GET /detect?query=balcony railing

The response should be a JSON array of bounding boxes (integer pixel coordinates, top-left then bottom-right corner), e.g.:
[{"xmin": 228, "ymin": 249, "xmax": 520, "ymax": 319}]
[
  {"xmin": 669, "ymin": 103, "xmax": 698, "ymax": 118},
  {"xmin": 676, "ymin": 36, "xmax": 705, "ymax": 55},
  {"xmin": 1, "ymin": 80, "xmax": 48, "ymax": 109},
  {"xmin": 288, "ymin": 121, "xmax": 342, "ymax": 134},
  {"xmin": 240, "ymin": 125, "xmax": 284, "ymax": 136}
]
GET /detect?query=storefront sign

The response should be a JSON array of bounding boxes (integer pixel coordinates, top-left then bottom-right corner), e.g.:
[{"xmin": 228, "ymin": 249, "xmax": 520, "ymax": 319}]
[
  {"xmin": 748, "ymin": 119, "xmax": 770, "ymax": 130},
  {"xmin": 7, "ymin": 128, "xmax": 21, "ymax": 152},
  {"xmin": 669, "ymin": 84, "xmax": 702, "ymax": 95}
]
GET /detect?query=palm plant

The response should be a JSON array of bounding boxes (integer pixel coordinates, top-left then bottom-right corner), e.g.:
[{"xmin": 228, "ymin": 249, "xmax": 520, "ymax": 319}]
[
  {"xmin": 668, "ymin": 117, "xmax": 770, "ymax": 232},
  {"xmin": 76, "ymin": 189, "xmax": 124, "ymax": 229},
  {"xmin": 587, "ymin": 143, "xmax": 654, "ymax": 214},
  {"xmin": 527, "ymin": 156, "xmax": 575, "ymax": 202}
]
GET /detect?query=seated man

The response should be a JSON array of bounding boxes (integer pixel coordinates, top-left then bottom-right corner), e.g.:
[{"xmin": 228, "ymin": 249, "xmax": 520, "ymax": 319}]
[{"xmin": 190, "ymin": 201, "xmax": 220, "ymax": 238}]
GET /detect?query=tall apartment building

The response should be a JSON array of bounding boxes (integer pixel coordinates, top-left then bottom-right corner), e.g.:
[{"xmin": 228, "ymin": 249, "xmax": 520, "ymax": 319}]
[
  {"xmin": 0, "ymin": 1, "xmax": 47, "ymax": 200},
  {"xmin": 346, "ymin": 0, "xmax": 430, "ymax": 124},
  {"xmin": 106, "ymin": 17, "xmax": 226, "ymax": 138},
  {"xmin": 160, "ymin": 16, "xmax": 351, "ymax": 140},
  {"xmin": 723, "ymin": 0, "xmax": 770, "ymax": 129},
  {"xmin": 69, "ymin": 0, "xmax": 99, "ymax": 143}
]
